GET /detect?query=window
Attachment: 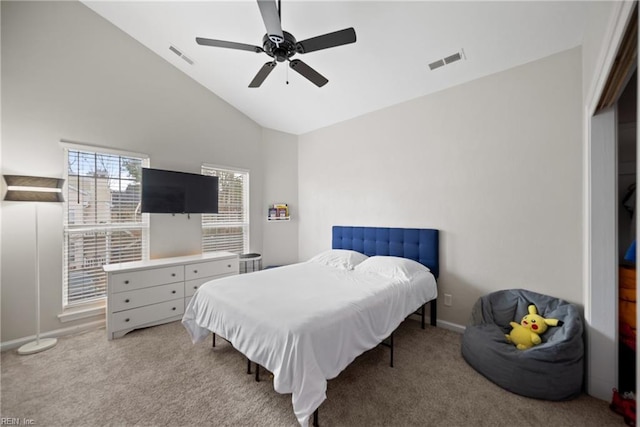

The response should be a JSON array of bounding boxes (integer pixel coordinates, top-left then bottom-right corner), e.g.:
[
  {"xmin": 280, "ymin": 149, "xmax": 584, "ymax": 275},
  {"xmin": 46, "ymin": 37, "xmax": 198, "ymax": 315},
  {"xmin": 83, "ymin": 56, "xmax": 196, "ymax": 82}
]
[
  {"xmin": 201, "ymin": 164, "xmax": 249, "ymax": 254},
  {"xmin": 63, "ymin": 144, "xmax": 149, "ymax": 308}
]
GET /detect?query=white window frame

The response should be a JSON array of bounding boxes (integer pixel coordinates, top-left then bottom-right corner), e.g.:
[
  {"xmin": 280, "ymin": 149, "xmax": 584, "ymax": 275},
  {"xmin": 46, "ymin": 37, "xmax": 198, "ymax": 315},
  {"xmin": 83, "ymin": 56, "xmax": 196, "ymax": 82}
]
[
  {"xmin": 61, "ymin": 141, "xmax": 149, "ymax": 311},
  {"xmin": 201, "ymin": 163, "xmax": 250, "ymax": 254}
]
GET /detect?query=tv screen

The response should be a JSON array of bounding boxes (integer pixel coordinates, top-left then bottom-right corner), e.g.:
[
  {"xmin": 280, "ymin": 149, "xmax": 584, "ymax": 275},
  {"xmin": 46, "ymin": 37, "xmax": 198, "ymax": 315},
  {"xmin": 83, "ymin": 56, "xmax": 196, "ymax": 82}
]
[{"xmin": 141, "ymin": 168, "xmax": 218, "ymax": 214}]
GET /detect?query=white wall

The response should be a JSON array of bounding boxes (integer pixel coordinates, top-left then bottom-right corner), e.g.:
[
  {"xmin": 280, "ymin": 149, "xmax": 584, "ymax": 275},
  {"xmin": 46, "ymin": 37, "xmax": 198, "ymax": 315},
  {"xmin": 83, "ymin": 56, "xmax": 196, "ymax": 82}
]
[
  {"xmin": 0, "ymin": 1, "xmax": 280, "ymax": 342},
  {"xmin": 0, "ymin": 0, "xmax": 618, "ymax": 366},
  {"xmin": 262, "ymin": 128, "xmax": 299, "ymax": 267},
  {"xmin": 298, "ymin": 47, "xmax": 583, "ymax": 327}
]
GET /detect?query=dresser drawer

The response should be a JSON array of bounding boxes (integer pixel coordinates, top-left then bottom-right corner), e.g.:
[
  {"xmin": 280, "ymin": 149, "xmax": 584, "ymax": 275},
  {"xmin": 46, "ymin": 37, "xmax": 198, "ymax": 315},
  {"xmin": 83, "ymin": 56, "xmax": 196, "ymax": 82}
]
[
  {"xmin": 185, "ymin": 273, "xmax": 236, "ymax": 297},
  {"xmin": 185, "ymin": 277, "xmax": 209, "ymax": 298},
  {"xmin": 185, "ymin": 259, "xmax": 238, "ymax": 281},
  {"xmin": 110, "ymin": 266, "xmax": 184, "ymax": 293},
  {"xmin": 620, "ymin": 265, "xmax": 636, "ymax": 289},
  {"xmin": 110, "ymin": 283, "xmax": 184, "ymax": 312},
  {"xmin": 111, "ymin": 299, "xmax": 184, "ymax": 332}
]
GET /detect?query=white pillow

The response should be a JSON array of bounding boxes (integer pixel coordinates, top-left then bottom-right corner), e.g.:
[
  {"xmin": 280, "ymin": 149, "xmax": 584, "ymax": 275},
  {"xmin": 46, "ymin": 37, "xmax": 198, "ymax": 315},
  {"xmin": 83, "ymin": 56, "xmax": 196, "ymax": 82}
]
[
  {"xmin": 307, "ymin": 249, "xmax": 369, "ymax": 270},
  {"xmin": 354, "ymin": 256, "xmax": 430, "ymax": 281}
]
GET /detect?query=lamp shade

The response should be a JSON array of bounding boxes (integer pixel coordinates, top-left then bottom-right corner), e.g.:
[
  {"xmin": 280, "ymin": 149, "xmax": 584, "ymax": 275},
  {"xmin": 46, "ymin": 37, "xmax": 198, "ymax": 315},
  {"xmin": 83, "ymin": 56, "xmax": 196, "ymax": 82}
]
[{"xmin": 3, "ymin": 175, "xmax": 65, "ymax": 202}]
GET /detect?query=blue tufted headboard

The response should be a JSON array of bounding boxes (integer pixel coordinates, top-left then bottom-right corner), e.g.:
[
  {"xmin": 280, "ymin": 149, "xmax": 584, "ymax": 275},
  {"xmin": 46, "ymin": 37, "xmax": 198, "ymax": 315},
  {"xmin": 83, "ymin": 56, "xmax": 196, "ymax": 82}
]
[{"xmin": 332, "ymin": 226, "xmax": 439, "ymax": 279}]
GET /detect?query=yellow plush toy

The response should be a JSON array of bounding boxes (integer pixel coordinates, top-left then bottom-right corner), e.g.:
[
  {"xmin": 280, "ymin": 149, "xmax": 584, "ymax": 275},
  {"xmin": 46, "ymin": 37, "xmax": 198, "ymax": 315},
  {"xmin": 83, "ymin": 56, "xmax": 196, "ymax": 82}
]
[{"xmin": 505, "ymin": 304, "xmax": 563, "ymax": 350}]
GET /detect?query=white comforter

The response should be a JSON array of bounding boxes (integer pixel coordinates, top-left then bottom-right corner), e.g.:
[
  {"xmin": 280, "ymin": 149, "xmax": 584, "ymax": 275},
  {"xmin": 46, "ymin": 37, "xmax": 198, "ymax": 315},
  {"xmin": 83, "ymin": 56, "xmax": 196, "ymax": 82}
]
[{"xmin": 182, "ymin": 262, "xmax": 437, "ymax": 426}]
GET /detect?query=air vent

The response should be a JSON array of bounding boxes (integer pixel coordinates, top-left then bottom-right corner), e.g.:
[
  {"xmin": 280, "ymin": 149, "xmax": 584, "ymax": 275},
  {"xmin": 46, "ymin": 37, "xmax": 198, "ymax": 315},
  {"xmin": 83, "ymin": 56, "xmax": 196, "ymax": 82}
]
[
  {"xmin": 444, "ymin": 52, "xmax": 461, "ymax": 64},
  {"xmin": 169, "ymin": 45, "xmax": 195, "ymax": 66},
  {"xmin": 429, "ymin": 49, "xmax": 465, "ymax": 71},
  {"xmin": 428, "ymin": 59, "xmax": 445, "ymax": 71}
]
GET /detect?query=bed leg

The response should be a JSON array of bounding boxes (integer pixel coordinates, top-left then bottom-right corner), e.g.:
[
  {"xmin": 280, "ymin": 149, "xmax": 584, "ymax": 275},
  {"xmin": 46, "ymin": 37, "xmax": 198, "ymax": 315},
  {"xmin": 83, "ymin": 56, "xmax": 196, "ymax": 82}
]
[
  {"xmin": 247, "ymin": 358, "xmax": 252, "ymax": 374},
  {"xmin": 430, "ymin": 299, "xmax": 437, "ymax": 327},
  {"xmin": 380, "ymin": 333, "xmax": 395, "ymax": 367},
  {"xmin": 313, "ymin": 408, "xmax": 319, "ymax": 426},
  {"xmin": 421, "ymin": 304, "xmax": 425, "ymax": 329},
  {"xmin": 389, "ymin": 332, "xmax": 394, "ymax": 368},
  {"xmin": 212, "ymin": 333, "xmax": 216, "ymax": 347},
  {"xmin": 255, "ymin": 363, "xmax": 260, "ymax": 382}
]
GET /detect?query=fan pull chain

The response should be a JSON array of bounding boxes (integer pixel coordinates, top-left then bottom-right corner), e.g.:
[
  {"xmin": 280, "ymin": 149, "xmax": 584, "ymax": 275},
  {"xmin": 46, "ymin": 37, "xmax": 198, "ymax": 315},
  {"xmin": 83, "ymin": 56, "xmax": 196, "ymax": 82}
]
[{"xmin": 286, "ymin": 63, "xmax": 289, "ymax": 85}]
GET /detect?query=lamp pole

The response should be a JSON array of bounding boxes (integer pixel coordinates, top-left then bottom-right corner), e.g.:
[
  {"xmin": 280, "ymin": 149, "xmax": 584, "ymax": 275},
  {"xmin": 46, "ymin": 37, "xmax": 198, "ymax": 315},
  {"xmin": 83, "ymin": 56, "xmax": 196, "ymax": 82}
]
[{"xmin": 4, "ymin": 175, "xmax": 64, "ymax": 355}]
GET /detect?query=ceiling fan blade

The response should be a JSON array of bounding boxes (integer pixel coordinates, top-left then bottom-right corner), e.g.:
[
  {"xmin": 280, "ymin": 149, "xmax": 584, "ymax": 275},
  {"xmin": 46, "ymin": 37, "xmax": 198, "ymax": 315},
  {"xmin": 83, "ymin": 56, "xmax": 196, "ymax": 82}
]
[
  {"xmin": 249, "ymin": 62, "xmax": 277, "ymax": 88},
  {"xmin": 296, "ymin": 28, "xmax": 356, "ymax": 54},
  {"xmin": 257, "ymin": 0, "xmax": 284, "ymax": 44},
  {"xmin": 196, "ymin": 37, "xmax": 263, "ymax": 53},
  {"xmin": 289, "ymin": 59, "xmax": 328, "ymax": 87}
]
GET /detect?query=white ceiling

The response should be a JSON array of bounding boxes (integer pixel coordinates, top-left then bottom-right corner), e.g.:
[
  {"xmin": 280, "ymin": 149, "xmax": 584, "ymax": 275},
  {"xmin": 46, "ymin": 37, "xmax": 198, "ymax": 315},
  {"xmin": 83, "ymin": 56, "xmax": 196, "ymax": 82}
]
[{"xmin": 82, "ymin": 1, "xmax": 589, "ymax": 135}]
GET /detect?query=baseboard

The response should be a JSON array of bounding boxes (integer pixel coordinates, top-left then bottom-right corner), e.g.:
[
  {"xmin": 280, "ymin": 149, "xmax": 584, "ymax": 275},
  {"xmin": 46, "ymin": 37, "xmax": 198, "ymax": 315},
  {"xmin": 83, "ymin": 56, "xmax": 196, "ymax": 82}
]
[
  {"xmin": 1, "ymin": 318, "xmax": 464, "ymax": 351},
  {"xmin": 437, "ymin": 319, "xmax": 466, "ymax": 334},
  {"xmin": 0, "ymin": 319, "xmax": 105, "ymax": 352},
  {"xmin": 406, "ymin": 315, "xmax": 465, "ymax": 333}
]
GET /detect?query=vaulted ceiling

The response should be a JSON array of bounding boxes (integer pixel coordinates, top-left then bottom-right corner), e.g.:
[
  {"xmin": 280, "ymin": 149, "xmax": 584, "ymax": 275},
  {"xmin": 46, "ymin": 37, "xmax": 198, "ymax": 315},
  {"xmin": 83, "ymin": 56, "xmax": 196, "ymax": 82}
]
[{"xmin": 83, "ymin": 1, "xmax": 589, "ymax": 135}]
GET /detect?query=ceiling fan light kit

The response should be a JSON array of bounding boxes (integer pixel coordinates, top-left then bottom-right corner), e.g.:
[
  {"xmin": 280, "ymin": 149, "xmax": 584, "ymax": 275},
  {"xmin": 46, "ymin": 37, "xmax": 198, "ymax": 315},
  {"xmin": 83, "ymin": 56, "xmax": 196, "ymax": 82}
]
[{"xmin": 196, "ymin": 0, "xmax": 357, "ymax": 88}]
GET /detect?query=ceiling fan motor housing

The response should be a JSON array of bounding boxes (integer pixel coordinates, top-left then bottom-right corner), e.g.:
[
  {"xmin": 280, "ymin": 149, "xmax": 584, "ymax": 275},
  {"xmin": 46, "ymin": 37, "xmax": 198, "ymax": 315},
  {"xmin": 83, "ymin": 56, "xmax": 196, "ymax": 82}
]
[
  {"xmin": 262, "ymin": 31, "xmax": 297, "ymax": 62},
  {"xmin": 196, "ymin": 1, "xmax": 356, "ymax": 87}
]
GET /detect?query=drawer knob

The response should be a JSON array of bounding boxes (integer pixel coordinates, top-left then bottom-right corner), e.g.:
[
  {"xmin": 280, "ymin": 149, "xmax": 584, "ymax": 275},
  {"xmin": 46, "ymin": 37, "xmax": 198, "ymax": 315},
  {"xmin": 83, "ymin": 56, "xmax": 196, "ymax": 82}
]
[
  {"xmin": 227, "ymin": 264, "xmax": 231, "ymax": 268},
  {"xmin": 171, "ymin": 273, "xmax": 176, "ymax": 277},
  {"xmin": 194, "ymin": 286, "xmax": 198, "ymax": 290},
  {"xmin": 125, "ymin": 299, "xmax": 130, "ymax": 303},
  {"xmin": 193, "ymin": 270, "xmax": 198, "ymax": 274},
  {"xmin": 125, "ymin": 318, "xmax": 130, "ymax": 322},
  {"xmin": 172, "ymin": 307, "xmax": 176, "ymax": 311},
  {"xmin": 171, "ymin": 290, "xmax": 176, "ymax": 294},
  {"xmin": 124, "ymin": 280, "xmax": 129, "ymax": 284}
]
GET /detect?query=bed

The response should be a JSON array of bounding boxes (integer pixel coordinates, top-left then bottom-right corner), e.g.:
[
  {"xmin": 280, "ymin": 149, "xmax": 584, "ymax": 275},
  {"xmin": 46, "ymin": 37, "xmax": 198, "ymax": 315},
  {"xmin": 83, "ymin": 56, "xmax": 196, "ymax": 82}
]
[{"xmin": 182, "ymin": 226, "xmax": 439, "ymax": 425}]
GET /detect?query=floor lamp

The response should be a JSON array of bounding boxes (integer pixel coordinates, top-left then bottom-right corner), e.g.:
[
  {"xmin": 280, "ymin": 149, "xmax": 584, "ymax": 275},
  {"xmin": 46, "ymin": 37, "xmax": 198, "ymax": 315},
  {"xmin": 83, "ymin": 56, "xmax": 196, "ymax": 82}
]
[{"xmin": 4, "ymin": 175, "xmax": 65, "ymax": 355}]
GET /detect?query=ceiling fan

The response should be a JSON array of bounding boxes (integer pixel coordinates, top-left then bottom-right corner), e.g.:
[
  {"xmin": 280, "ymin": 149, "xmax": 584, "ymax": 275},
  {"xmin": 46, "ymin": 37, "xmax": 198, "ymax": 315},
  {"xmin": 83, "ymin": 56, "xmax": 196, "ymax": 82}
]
[{"xmin": 195, "ymin": 0, "xmax": 356, "ymax": 88}]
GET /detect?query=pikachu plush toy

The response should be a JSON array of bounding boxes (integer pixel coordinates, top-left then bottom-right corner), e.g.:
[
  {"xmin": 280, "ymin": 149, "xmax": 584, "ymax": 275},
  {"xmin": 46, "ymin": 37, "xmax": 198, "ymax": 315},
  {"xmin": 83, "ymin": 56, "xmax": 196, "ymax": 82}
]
[{"xmin": 505, "ymin": 304, "xmax": 564, "ymax": 350}]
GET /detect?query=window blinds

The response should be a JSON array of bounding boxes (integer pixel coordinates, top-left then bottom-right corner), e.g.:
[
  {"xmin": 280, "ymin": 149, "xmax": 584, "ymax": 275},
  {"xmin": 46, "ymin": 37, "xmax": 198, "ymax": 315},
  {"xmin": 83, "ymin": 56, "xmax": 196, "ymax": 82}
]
[
  {"xmin": 63, "ymin": 148, "xmax": 149, "ymax": 307},
  {"xmin": 201, "ymin": 165, "xmax": 249, "ymax": 254}
]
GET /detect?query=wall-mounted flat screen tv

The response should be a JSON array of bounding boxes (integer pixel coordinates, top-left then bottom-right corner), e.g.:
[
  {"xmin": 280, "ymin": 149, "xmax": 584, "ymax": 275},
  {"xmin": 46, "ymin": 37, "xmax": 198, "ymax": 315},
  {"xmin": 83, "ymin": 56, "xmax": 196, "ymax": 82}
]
[{"xmin": 141, "ymin": 168, "xmax": 219, "ymax": 214}]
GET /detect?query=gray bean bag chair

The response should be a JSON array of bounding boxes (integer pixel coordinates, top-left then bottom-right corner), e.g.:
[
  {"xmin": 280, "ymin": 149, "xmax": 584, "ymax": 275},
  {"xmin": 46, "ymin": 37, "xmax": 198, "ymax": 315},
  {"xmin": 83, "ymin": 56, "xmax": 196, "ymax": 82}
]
[{"xmin": 461, "ymin": 289, "xmax": 584, "ymax": 400}]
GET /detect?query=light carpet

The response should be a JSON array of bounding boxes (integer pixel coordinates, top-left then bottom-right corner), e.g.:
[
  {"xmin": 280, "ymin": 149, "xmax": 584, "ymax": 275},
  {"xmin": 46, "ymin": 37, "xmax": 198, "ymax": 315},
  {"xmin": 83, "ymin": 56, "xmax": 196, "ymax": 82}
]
[{"xmin": 0, "ymin": 320, "xmax": 625, "ymax": 426}]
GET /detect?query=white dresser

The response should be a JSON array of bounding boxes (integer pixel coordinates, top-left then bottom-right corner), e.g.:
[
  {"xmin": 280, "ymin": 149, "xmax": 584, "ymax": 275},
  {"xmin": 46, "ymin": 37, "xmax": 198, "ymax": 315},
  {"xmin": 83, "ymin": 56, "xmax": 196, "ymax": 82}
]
[{"xmin": 103, "ymin": 252, "xmax": 238, "ymax": 339}]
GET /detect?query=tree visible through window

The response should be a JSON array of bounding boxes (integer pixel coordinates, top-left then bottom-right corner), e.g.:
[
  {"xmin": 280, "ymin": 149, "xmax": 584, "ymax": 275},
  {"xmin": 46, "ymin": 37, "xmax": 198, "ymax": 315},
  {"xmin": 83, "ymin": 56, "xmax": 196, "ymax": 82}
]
[
  {"xmin": 201, "ymin": 165, "xmax": 249, "ymax": 254},
  {"xmin": 63, "ymin": 147, "xmax": 149, "ymax": 307}
]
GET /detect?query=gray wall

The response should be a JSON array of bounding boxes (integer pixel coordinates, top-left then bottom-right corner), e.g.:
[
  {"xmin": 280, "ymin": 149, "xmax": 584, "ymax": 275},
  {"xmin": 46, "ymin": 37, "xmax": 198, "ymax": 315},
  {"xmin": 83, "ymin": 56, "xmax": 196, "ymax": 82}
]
[
  {"xmin": 0, "ymin": 1, "xmax": 297, "ymax": 342},
  {"xmin": 298, "ymin": 47, "xmax": 583, "ymax": 328}
]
